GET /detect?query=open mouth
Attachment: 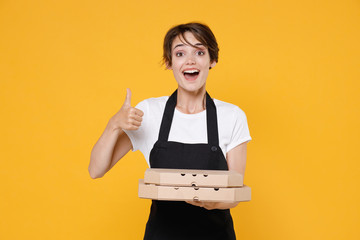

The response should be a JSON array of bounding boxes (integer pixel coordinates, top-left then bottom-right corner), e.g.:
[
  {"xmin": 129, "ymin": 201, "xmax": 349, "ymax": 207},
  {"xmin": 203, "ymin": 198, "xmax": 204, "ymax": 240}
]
[{"xmin": 183, "ymin": 69, "xmax": 200, "ymax": 81}]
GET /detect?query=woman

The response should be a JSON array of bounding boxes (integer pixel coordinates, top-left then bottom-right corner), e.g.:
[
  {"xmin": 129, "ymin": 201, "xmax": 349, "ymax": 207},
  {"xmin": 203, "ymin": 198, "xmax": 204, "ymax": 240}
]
[{"xmin": 89, "ymin": 22, "xmax": 251, "ymax": 240}]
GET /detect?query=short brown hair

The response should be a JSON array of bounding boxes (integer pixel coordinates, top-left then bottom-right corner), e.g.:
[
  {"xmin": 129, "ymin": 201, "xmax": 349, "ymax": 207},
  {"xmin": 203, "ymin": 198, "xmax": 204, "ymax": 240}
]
[{"xmin": 163, "ymin": 22, "xmax": 219, "ymax": 67}]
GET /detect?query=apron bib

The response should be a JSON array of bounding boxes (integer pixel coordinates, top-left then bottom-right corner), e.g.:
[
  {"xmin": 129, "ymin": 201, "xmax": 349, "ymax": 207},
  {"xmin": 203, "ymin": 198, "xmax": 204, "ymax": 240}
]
[{"xmin": 143, "ymin": 90, "xmax": 236, "ymax": 240}]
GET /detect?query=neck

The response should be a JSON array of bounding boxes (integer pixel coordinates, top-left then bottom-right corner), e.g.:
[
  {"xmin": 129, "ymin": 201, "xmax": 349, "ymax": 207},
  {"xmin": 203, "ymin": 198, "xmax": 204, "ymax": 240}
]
[{"xmin": 176, "ymin": 87, "xmax": 206, "ymax": 114}]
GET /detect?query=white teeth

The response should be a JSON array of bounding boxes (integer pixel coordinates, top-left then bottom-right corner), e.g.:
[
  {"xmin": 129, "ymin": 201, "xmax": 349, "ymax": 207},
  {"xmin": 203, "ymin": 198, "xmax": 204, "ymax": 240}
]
[{"xmin": 183, "ymin": 69, "xmax": 199, "ymax": 74}]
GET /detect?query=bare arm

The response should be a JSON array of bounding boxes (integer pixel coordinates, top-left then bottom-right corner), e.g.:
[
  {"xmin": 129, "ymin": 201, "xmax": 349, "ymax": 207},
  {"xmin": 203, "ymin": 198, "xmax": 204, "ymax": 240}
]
[
  {"xmin": 88, "ymin": 89, "xmax": 144, "ymax": 179},
  {"xmin": 227, "ymin": 141, "xmax": 247, "ymax": 176},
  {"xmin": 88, "ymin": 125, "xmax": 132, "ymax": 179},
  {"xmin": 186, "ymin": 142, "xmax": 248, "ymax": 210}
]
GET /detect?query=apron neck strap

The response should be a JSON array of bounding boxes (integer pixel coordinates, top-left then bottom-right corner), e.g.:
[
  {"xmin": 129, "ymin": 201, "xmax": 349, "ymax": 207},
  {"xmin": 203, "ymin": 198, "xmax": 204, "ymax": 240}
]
[{"xmin": 158, "ymin": 89, "xmax": 219, "ymax": 146}]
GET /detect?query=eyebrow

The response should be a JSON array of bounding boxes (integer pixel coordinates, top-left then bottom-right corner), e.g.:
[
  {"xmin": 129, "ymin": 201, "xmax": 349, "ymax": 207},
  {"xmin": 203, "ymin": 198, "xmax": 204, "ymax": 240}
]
[{"xmin": 173, "ymin": 43, "xmax": 204, "ymax": 50}]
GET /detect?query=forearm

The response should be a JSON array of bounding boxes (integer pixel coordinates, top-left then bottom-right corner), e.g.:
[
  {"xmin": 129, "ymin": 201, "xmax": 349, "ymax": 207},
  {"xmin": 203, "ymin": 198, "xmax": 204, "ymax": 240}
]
[{"xmin": 89, "ymin": 121, "xmax": 121, "ymax": 179}]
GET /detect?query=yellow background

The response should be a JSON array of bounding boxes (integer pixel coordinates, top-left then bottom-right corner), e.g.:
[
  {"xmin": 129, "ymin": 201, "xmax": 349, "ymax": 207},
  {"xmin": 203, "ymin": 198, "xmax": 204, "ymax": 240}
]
[{"xmin": 1, "ymin": 0, "xmax": 359, "ymax": 239}]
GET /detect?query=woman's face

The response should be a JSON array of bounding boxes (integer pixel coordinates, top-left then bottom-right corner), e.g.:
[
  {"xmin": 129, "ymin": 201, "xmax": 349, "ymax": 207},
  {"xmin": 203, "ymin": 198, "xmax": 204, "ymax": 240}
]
[{"xmin": 169, "ymin": 31, "xmax": 216, "ymax": 93}]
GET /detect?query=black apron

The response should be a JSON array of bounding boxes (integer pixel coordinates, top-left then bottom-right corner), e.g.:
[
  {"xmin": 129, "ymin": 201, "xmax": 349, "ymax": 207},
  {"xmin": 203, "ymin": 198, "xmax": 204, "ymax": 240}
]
[{"xmin": 143, "ymin": 90, "xmax": 236, "ymax": 240}]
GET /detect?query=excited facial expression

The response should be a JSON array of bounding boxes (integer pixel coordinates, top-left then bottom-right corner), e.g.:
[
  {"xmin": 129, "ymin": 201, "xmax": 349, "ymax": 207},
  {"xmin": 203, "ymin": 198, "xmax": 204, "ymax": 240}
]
[{"xmin": 168, "ymin": 32, "xmax": 216, "ymax": 93}]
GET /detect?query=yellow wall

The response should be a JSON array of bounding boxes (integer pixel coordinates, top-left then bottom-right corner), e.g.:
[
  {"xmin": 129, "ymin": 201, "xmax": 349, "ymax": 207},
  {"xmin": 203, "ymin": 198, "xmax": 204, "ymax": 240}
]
[{"xmin": 1, "ymin": 0, "xmax": 359, "ymax": 239}]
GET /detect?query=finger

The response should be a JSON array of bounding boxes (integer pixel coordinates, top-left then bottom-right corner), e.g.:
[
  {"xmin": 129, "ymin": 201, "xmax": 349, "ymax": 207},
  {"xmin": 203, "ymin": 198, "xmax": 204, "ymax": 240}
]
[
  {"xmin": 134, "ymin": 108, "xmax": 144, "ymax": 117},
  {"xmin": 203, "ymin": 202, "xmax": 218, "ymax": 210},
  {"xmin": 127, "ymin": 125, "xmax": 139, "ymax": 131},
  {"xmin": 130, "ymin": 115, "xmax": 143, "ymax": 122},
  {"xmin": 124, "ymin": 88, "xmax": 132, "ymax": 106},
  {"xmin": 130, "ymin": 119, "xmax": 141, "ymax": 127},
  {"xmin": 204, "ymin": 205, "xmax": 212, "ymax": 210},
  {"xmin": 186, "ymin": 201, "xmax": 202, "ymax": 207}
]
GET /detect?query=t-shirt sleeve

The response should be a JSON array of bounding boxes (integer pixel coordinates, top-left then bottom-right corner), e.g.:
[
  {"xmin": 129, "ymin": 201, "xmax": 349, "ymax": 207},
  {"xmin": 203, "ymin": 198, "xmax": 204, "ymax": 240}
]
[
  {"xmin": 123, "ymin": 100, "xmax": 149, "ymax": 152},
  {"xmin": 226, "ymin": 107, "xmax": 252, "ymax": 153}
]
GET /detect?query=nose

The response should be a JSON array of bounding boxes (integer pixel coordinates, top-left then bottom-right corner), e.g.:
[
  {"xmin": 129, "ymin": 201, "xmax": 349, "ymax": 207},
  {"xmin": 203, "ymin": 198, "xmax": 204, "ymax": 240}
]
[{"xmin": 185, "ymin": 55, "xmax": 196, "ymax": 65}]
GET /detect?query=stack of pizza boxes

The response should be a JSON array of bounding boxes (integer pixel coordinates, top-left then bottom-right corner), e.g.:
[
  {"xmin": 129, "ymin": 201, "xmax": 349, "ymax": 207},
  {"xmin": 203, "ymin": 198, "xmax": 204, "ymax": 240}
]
[{"xmin": 138, "ymin": 168, "xmax": 251, "ymax": 202}]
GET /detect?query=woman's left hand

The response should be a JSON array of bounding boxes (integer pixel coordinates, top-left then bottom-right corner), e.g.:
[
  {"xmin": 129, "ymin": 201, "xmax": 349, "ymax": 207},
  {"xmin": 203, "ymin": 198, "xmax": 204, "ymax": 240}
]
[{"xmin": 185, "ymin": 201, "xmax": 239, "ymax": 210}]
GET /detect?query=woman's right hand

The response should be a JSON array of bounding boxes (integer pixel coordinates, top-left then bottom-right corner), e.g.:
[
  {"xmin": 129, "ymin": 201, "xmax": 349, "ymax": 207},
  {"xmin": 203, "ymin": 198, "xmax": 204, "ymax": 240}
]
[{"xmin": 109, "ymin": 88, "xmax": 144, "ymax": 132}]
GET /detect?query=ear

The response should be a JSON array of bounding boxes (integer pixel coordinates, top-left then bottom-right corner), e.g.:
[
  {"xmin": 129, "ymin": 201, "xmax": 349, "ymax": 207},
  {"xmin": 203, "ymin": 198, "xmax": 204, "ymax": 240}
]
[{"xmin": 210, "ymin": 61, "xmax": 216, "ymax": 69}]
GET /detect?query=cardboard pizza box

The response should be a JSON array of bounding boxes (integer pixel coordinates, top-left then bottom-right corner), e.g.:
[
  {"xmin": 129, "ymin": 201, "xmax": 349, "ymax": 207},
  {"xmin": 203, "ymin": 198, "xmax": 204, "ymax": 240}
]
[
  {"xmin": 144, "ymin": 168, "xmax": 243, "ymax": 187},
  {"xmin": 138, "ymin": 179, "xmax": 251, "ymax": 202}
]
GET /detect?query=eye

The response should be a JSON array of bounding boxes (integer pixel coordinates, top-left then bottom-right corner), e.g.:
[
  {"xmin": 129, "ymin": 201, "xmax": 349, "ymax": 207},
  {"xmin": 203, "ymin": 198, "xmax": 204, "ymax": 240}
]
[
  {"xmin": 197, "ymin": 51, "xmax": 205, "ymax": 56},
  {"xmin": 175, "ymin": 52, "xmax": 184, "ymax": 57}
]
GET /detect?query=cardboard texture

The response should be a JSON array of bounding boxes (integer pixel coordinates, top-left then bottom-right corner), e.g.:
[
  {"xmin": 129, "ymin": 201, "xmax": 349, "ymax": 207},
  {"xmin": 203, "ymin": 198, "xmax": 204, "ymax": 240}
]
[
  {"xmin": 144, "ymin": 168, "xmax": 243, "ymax": 187},
  {"xmin": 138, "ymin": 179, "xmax": 251, "ymax": 202}
]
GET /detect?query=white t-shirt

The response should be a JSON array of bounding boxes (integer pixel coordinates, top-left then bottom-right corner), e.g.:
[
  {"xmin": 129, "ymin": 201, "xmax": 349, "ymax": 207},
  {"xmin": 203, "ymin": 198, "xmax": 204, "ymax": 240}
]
[{"xmin": 124, "ymin": 96, "xmax": 252, "ymax": 167}]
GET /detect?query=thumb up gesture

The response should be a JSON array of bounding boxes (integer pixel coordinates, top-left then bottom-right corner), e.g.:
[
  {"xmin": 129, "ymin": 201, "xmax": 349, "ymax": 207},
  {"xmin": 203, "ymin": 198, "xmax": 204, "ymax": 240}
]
[{"xmin": 110, "ymin": 88, "xmax": 144, "ymax": 131}]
